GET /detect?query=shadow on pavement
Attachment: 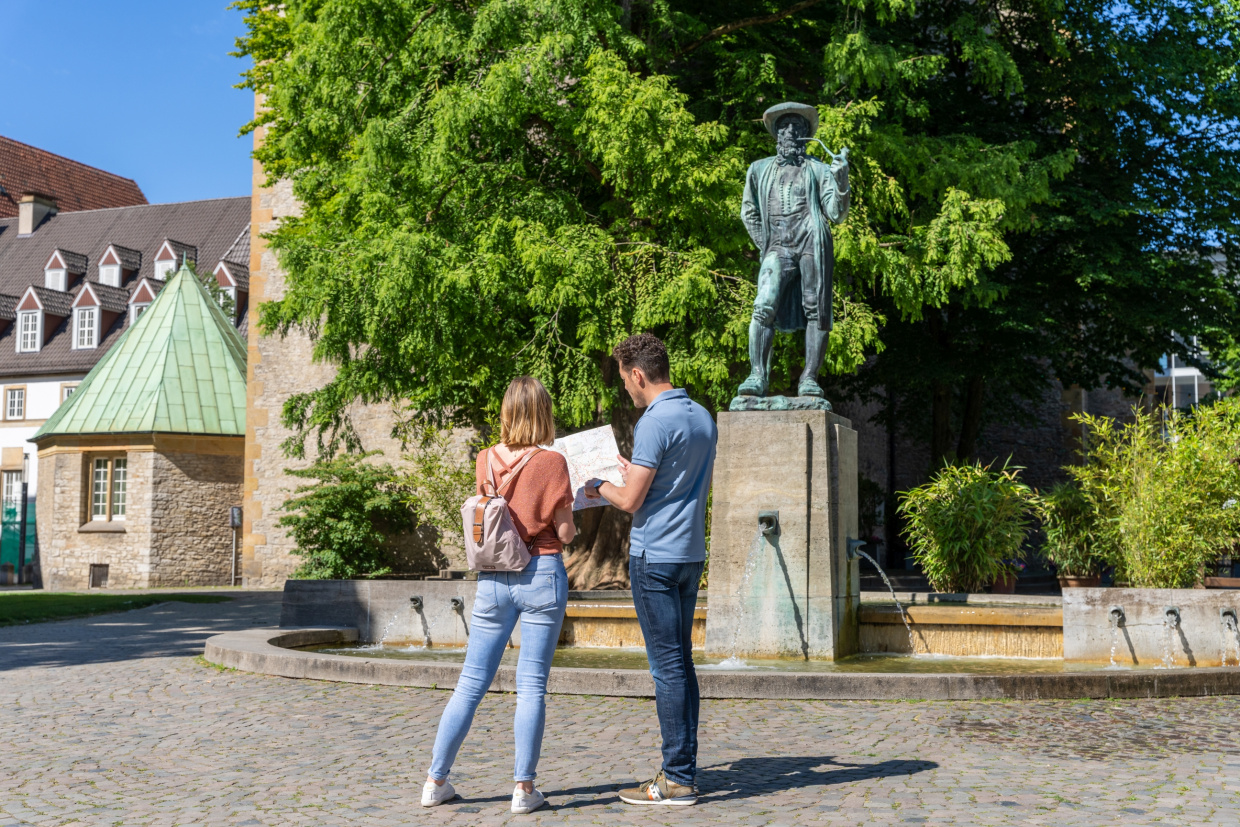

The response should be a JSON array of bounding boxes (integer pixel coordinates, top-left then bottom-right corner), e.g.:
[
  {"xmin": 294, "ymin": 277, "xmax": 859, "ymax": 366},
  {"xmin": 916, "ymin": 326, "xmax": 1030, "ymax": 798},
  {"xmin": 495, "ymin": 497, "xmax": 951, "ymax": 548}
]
[
  {"xmin": 699, "ymin": 755, "xmax": 938, "ymax": 801},
  {"xmin": 0, "ymin": 592, "xmax": 282, "ymax": 671},
  {"xmin": 459, "ymin": 756, "xmax": 937, "ymax": 809}
]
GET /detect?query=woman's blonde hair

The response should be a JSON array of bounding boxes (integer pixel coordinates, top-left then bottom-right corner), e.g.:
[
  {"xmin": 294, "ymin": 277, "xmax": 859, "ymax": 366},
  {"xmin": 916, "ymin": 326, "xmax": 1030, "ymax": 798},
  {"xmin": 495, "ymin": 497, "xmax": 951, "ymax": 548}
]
[{"xmin": 500, "ymin": 376, "xmax": 555, "ymax": 449}]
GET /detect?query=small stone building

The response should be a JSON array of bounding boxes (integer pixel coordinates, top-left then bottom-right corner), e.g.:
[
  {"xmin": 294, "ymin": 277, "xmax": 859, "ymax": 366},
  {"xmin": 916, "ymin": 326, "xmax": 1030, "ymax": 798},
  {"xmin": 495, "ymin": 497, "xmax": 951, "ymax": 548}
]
[{"xmin": 33, "ymin": 262, "xmax": 246, "ymax": 589}]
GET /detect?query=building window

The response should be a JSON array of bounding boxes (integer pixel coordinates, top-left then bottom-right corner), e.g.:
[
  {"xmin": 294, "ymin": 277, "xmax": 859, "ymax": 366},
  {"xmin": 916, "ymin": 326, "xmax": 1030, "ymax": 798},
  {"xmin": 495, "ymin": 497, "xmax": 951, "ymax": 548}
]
[
  {"xmin": 131, "ymin": 303, "xmax": 149, "ymax": 322},
  {"xmin": 99, "ymin": 264, "xmax": 121, "ymax": 287},
  {"xmin": 90, "ymin": 457, "xmax": 128, "ymax": 521},
  {"xmin": 6, "ymin": 388, "xmax": 24, "ymax": 420},
  {"xmin": 17, "ymin": 312, "xmax": 39, "ymax": 352},
  {"xmin": 61, "ymin": 384, "xmax": 78, "ymax": 402},
  {"xmin": 44, "ymin": 268, "xmax": 66, "ymax": 291},
  {"xmin": 2, "ymin": 471, "xmax": 19, "ymax": 505},
  {"xmin": 74, "ymin": 307, "xmax": 98, "ymax": 349},
  {"xmin": 154, "ymin": 260, "xmax": 175, "ymax": 280}
]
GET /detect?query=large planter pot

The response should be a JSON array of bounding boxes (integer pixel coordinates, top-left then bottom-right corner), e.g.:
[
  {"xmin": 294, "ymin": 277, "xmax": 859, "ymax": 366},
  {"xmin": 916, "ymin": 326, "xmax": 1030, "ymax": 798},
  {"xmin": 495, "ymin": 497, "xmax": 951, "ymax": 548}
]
[
  {"xmin": 1058, "ymin": 574, "xmax": 1102, "ymax": 588},
  {"xmin": 990, "ymin": 573, "xmax": 1017, "ymax": 594}
]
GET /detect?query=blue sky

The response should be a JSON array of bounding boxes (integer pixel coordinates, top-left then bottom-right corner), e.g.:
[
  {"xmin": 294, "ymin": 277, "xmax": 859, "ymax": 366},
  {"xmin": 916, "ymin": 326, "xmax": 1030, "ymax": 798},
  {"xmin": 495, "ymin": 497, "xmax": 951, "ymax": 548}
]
[{"xmin": 1, "ymin": 1, "xmax": 252, "ymax": 205}]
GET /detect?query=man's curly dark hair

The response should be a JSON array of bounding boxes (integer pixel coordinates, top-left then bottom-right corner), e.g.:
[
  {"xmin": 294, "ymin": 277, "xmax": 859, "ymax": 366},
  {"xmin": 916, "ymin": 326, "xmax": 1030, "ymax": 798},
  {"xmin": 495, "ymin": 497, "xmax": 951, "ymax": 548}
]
[{"xmin": 612, "ymin": 333, "xmax": 670, "ymax": 384}]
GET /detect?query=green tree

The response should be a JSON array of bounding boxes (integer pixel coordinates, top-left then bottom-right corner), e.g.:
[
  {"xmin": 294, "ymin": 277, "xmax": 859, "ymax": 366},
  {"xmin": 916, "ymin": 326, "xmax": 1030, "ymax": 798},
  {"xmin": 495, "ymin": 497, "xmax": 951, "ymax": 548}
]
[
  {"xmin": 232, "ymin": 0, "xmax": 1238, "ymax": 586},
  {"xmin": 277, "ymin": 453, "xmax": 415, "ymax": 579}
]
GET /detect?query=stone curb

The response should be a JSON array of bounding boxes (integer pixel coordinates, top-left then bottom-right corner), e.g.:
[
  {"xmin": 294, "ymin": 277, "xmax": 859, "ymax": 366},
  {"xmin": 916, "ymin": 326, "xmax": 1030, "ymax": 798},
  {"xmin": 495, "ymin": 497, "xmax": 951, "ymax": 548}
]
[{"xmin": 204, "ymin": 627, "xmax": 1240, "ymax": 701}]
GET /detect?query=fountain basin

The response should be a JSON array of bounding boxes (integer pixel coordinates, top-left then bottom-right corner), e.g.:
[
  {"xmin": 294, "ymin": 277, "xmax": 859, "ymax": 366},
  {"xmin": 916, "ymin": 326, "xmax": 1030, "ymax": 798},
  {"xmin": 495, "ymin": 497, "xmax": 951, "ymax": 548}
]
[{"xmin": 203, "ymin": 626, "xmax": 1240, "ymax": 700}]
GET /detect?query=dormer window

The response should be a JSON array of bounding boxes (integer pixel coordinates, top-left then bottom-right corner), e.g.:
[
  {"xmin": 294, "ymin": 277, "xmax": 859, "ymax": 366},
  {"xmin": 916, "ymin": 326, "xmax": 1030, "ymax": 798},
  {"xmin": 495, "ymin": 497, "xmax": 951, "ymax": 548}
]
[
  {"xmin": 99, "ymin": 264, "xmax": 121, "ymax": 287},
  {"xmin": 17, "ymin": 311, "xmax": 40, "ymax": 353},
  {"xmin": 74, "ymin": 307, "xmax": 98, "ymax": 349},
  {"xmin": 153, "ymin": 239, "xmax": 196, "ymax": 281},
  {"xmin": 154, "ymin": 260, "xmax": 175, "ymax": 280},
  {"xmin": 44, "ymin": 249, "xmax": 86, "ymax": 291},
  {"xmin": 131, "ymin": 303, "xmax": 150, "ymax": 321}
]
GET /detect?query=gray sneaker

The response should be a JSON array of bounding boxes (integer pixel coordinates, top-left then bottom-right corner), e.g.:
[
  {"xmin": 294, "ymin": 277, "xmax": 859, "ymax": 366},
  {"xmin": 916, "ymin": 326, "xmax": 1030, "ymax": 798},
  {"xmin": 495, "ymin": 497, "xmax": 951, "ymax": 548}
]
[{"xmin": 618, "ymin": 770, "xmax": 698, "ymax": 806}]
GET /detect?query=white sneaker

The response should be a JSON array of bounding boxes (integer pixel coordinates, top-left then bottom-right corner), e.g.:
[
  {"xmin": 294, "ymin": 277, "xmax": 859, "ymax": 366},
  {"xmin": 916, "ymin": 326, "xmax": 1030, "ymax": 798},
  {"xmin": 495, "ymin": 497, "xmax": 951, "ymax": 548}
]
[
  {"xmin": 422, "ymin": 779, "xmax": 456, "ymax": 807},
  {"xmin": 511, "ymin": 786, "xmax": 546, "ymax": 814}
]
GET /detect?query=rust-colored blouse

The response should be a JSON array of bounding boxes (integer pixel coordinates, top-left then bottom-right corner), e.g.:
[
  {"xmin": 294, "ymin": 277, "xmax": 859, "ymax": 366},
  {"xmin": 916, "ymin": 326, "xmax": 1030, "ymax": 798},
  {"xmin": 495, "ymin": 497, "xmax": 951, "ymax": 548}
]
[{"xmin": 475, "ymin": 447, "xmax": 573, "ymax": 554}]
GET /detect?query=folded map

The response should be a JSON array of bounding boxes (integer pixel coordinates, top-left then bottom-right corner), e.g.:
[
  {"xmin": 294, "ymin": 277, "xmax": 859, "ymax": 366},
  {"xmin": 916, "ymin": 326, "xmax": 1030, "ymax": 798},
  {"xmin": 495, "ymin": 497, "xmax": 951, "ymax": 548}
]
[{"xmin": 549, "ymin": 425, "xmax": 626, "ymax": 510}]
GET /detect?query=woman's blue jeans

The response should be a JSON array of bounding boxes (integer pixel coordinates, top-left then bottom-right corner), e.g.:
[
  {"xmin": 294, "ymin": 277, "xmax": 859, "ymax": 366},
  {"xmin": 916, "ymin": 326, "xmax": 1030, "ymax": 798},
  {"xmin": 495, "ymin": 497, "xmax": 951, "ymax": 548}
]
[{"xmin": 428, "ymin": 553, "xmax": 567, "ymax": 783}]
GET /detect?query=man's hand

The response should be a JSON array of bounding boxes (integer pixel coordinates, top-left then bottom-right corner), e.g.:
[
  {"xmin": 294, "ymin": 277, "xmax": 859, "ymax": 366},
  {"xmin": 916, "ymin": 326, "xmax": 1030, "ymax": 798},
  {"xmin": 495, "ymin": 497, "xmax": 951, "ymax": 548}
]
[
  {"xmin": 583, "ymin": 479, "xmax": 603, "ymax": 500},
  {"xmin": 616, "ymin": 455, "xmax": 632, "ymax": 485}
]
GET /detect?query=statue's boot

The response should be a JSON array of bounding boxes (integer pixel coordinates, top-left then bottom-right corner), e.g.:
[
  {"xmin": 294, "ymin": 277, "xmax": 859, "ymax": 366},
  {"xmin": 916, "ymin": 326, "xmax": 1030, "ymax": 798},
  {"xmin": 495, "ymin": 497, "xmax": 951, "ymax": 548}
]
[
  {"xmin": 798, "ymin": 326, "xmax": 829, "ymax": 398},
  {"xmin": 739, "ymin": 318, "xmax": 774, "ymax": 396}
]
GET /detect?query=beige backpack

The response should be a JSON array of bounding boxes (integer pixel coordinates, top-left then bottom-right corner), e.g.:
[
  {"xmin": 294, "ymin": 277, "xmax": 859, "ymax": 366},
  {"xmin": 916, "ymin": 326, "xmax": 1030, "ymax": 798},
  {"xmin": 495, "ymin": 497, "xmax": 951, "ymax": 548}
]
[{"xmin": 460, "ymin": 448, "xmax": 541, "ymax": 572}]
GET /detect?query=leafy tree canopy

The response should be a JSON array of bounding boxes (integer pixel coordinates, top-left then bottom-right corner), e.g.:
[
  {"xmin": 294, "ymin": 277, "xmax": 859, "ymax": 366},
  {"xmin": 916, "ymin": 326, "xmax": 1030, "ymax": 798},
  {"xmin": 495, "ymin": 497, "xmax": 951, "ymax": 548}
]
[{"xmin": 231, "ymin": 0, "xmax": 1101, "ymax": 458}]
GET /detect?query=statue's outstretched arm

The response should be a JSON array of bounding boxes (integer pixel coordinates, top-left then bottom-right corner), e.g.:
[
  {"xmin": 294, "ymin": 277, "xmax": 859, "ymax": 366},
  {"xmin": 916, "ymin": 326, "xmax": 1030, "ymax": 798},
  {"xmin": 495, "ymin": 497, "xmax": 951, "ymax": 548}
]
[{"xmin": 821, "ymin": 148, "xmax": 851, "ymax": 223}]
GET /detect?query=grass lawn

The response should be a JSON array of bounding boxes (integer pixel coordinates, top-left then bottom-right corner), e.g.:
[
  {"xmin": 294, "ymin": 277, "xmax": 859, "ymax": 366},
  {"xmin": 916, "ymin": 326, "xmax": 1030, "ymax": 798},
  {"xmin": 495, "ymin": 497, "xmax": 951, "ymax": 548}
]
[{"xmin": 0, "ymin": 592, "xmax": 233, "ymax": 627}]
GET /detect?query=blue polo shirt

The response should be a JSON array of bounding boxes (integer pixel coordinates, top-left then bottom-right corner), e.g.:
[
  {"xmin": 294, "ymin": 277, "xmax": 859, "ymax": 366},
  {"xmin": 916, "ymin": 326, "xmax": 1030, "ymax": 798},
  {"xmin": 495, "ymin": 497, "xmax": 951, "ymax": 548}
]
[{"xmin": 629, "ymin": 388, "xmax": 718, "ymax": 563}]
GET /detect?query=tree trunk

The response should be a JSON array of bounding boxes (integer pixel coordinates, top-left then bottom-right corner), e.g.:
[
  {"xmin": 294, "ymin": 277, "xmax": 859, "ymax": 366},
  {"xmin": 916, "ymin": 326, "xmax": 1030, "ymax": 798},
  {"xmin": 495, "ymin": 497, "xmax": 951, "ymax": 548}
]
[
  {"xmin": 955, "ymin": 374, "xmax": 985, "ymax": 461},
  {"xmin": 562, "ymin": 395, "xmax": 641, "ymax": 590}
]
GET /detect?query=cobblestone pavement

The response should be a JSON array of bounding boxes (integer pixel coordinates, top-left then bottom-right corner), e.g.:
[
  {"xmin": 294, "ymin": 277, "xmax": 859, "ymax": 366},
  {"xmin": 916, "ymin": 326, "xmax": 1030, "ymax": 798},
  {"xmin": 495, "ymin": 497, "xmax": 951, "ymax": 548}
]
[{"xmin": 2, "ymin": 595, "xmax": 1239, "ymax": 826}]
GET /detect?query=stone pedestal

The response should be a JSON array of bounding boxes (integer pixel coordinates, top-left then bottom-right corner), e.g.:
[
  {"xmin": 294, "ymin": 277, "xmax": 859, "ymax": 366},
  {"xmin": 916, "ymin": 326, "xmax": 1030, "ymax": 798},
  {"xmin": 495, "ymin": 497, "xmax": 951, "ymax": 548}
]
[{"xmin": 704, "ymin": 410, "xmax": 860, "ymax": 660}]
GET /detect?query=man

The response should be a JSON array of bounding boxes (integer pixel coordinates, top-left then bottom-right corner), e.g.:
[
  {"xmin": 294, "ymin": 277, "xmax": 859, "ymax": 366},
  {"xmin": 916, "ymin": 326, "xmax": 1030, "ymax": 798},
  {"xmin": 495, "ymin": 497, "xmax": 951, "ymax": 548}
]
[
  {"xmin": 738, "ymin": 101, "xmax": 850, "ymax": 400},
  {"xmin": 584, "ymin": 333, "xmax": 717, "ymax": 806}
]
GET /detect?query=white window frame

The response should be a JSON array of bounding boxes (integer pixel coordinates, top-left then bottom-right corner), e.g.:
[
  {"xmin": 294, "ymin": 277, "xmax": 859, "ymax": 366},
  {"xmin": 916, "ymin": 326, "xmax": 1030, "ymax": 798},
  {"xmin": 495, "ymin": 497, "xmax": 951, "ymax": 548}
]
[
  {"xmin": 154, "ymin": 260, "xmax": 175, "ymax": 280},
  {"xmin": 2, "ymin": 471, "xmax": 20, "ymax": 506},
  {"xmin": 90, "ymin": 456, "xmax": 127, "ymax": 522},
  {"xmin": 6, "ymin": 387, "xmax": 25, "ymax": 420},
  {"xmin": 74, "ymin": 307, "xmax": 98, "ymax": 349},
  {"xmin": 99, "ymin": 264, "xmax": 121, "ymax": 287},
  {"xmin": 61, "ymin": 383, "xmax": 78, "ymax": 402},
  {"xmin": 16, "ymin": 311, "xmax": 39, "ymax": 353},
  {"xmin": 44, "ymin": 268, "xmax": 66, "ymax": 291},
  {"xmin": 130, "ymin": 303, "xmax": 149, "ymax": 322}
]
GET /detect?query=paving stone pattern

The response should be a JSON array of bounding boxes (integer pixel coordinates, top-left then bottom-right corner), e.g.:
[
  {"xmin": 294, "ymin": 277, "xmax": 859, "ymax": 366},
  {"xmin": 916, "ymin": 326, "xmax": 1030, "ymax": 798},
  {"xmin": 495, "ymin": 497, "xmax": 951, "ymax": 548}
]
[{"xmin": 2, "ymin": 594, "xmax": 1239, "ymax": 825}]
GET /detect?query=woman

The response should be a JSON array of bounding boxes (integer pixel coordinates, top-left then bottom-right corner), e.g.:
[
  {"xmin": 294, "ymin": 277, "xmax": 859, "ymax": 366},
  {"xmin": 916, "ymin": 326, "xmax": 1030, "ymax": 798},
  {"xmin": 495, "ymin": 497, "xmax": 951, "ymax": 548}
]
[{"xmin": 423, "ymin": 376, "xmax": 575, "ymax": 814}]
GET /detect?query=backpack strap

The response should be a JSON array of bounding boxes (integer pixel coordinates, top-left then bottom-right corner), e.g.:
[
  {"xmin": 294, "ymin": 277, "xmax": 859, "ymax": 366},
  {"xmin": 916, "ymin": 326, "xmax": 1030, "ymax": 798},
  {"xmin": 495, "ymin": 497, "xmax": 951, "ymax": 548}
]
[
  {"xmin": 495, "ymin": 447, "xmax": 541, "ymax": 497},
  {"xmin": 472, "ymin": 448, "xmax": 542, "ymax": 545}
]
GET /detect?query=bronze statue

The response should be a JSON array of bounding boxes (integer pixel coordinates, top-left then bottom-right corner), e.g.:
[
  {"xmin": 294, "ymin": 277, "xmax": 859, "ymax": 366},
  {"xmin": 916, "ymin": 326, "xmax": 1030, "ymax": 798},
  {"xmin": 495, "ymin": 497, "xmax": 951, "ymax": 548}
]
[{"xmin": 734, "ymin": 102, "xmax": 850, "ymax": 410}]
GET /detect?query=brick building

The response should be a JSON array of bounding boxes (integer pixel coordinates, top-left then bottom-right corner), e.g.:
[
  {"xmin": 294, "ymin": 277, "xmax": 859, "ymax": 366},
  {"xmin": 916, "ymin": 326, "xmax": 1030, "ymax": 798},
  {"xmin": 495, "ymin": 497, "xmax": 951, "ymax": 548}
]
[{"xmin": 33, "ymin": 262, "xmax": 247, "ymax": 590}]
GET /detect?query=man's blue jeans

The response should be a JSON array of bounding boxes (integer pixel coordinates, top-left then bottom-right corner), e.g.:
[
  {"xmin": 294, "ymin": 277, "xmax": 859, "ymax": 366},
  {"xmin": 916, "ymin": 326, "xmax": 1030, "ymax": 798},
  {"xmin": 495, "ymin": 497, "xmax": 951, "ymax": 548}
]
[
  {"xmin": 428, "ymin": 554, "xmax": 568, "ymax": 782},
  {"xmin": 629, "ymin": 554, "xmax": 704, "ymax": 787}
]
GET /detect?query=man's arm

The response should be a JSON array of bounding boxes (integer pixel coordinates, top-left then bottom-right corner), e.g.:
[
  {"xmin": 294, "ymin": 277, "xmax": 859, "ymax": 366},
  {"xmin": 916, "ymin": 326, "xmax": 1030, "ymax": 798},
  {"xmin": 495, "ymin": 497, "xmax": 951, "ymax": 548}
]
[
  {"xmin": 819, "ymin": 149, "xmax": 850, "ymax": 223},
  {"xmin": 584, "ymin": 456, "xmax": 656, "ymax": 514}
]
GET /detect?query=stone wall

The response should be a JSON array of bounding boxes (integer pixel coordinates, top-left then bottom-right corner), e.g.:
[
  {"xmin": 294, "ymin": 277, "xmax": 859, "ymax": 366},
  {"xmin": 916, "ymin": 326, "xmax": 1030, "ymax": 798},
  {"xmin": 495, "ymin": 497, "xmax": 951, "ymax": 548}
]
[
  {"xmin": 37, "ymin": 442, "xmax": 155, "ymax": 590},
  {"xmin": 241, "ymin": 106, "xmax": 456, "ymax": 588},
  {"xmin": 148, "ymin": 445, "xmax": 244, "ymax": 587},
  {"xmin": 36, "ymin": 435, "xmax": 242, "ymax": 589}
]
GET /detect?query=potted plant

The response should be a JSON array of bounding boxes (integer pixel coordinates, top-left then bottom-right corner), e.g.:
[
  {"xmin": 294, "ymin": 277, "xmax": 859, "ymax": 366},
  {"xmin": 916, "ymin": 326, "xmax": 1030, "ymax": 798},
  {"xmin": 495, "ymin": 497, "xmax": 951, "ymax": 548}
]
[
  {"xmin": 1037, "ymin": 481, "xmax": 1102, "ymax": 587},
  {"xmin": 900, "ymin": 462, "xmax": 1035, "ymax": 594}
]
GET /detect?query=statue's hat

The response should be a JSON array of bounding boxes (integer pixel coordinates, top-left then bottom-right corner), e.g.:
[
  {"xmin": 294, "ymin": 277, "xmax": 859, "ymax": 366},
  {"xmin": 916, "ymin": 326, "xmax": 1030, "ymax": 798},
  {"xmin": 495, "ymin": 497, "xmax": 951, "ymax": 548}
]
[{"xmin": 762, "ymin": 102, "xmax": 819, "ymax": 139}]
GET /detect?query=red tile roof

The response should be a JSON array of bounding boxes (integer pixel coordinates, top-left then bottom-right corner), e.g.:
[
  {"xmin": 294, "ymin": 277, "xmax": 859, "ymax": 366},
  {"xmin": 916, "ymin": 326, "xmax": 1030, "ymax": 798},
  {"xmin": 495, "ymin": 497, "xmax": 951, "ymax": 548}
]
[{"xmin": 0, "ymin": 135, "xmax": 146, "ymax": 218}]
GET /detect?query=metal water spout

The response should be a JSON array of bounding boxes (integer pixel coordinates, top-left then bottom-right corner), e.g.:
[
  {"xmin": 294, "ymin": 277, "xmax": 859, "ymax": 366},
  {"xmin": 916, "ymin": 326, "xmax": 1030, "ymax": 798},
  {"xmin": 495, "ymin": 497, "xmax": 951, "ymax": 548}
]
[
  {"xmin": 1109, "ymin": 606, "xmax": 1125, "ymax": 627},
  {"xmin": 410, "ymin": 596, "xmax": 424, "ymax": 611},
  {"xmin": 450, "ymin": 597, "xmax": 464, "ymax": 612},
  {"xmin": 1220, "ymin": 608, "xmax": 1239, "ymax": 666},
  {"xmin": 1164, "ymin": 606, "xmax": 1181, "ymax": 628},
  {"xmin": 758, "ymin": 510, "xmax": 779, "ymax": 537}
]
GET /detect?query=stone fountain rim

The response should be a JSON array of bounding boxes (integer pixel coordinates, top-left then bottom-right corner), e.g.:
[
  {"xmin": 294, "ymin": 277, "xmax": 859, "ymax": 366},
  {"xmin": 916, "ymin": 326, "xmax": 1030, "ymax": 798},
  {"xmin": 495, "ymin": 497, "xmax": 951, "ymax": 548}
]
[{"xmin": 204, "ymin": 627, "xmax": 1240, "ymax": 701}]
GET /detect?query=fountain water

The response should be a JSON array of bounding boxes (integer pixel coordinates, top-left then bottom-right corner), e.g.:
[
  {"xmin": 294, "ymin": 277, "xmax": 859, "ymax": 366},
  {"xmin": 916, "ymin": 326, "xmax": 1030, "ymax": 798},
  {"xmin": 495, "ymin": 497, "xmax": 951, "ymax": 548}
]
[
  {"xmin": 1108, "ymin": 606, "xmax": 1125, "ymax": 667},
  {"xmin": 851, "ymin": 545, "xmax": 921, "ymax": 655},
  {"xmin": 1220, "ymin": 608, "xmax": 1239, "ymax": 667},
  {"xmin": 1161, "ymin": 606, "xmax": 1181, "ymax": 668},
  {"xmin": 410, "ymin": 596, "xmax": 433, "ymax": 648},
  {"xmin": 717, "ymin": 523, "xmax": 773, "ymax": 668}
]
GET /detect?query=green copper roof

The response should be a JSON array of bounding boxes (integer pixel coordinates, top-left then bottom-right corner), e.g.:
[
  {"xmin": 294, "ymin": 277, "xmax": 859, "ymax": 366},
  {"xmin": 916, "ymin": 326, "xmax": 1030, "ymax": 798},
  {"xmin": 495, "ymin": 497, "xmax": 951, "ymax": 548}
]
[{"xmin": 34, "ymin": 262, "xmax": 247, "ymax": 439}]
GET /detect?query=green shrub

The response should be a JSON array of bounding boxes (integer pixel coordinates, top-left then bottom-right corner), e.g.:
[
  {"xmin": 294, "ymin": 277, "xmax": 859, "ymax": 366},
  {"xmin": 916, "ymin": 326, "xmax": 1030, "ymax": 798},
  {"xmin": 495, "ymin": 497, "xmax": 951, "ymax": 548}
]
[
  {"xmin": 900, "ymin": 462, "xmax": 1035, "ymax": 593},
  {"xmin": 1070, "ymin": 400, "xmax": 1240, "ymax": 588},
  {"xmin": 1037, "ymin": 482, "xmax": 1102, "ymax": 577},
  {"xmin": 278, "ymin": 453, "xmax": 414, "ymax": 579}
]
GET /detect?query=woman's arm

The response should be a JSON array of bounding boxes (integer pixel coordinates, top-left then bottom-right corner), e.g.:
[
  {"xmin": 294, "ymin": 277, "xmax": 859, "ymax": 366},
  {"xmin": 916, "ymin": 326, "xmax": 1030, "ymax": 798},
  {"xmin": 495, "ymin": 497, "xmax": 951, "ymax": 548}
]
[{"xmin": 554, "ymin": 504, "xmax": 576, "ymax": 544}]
